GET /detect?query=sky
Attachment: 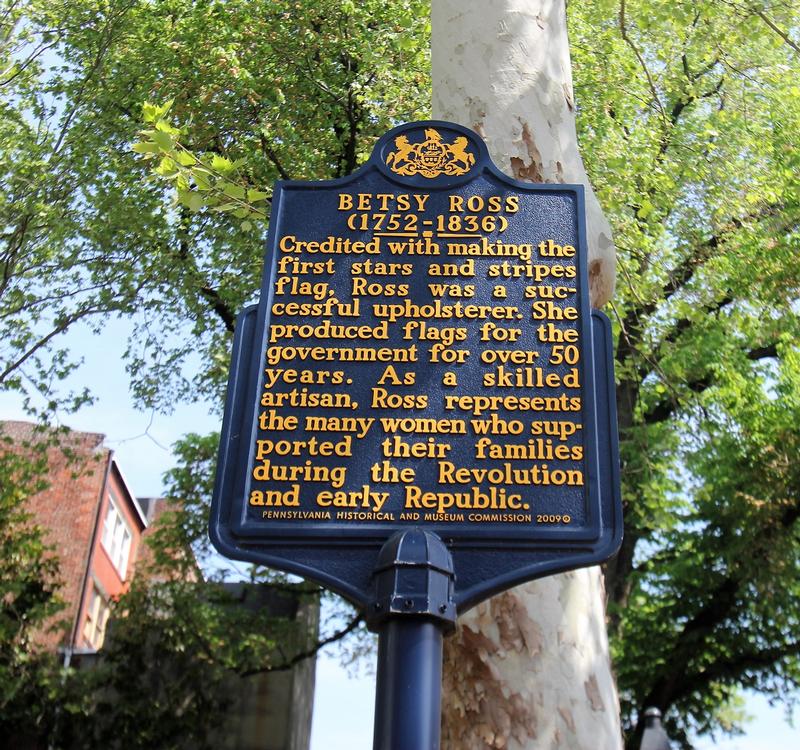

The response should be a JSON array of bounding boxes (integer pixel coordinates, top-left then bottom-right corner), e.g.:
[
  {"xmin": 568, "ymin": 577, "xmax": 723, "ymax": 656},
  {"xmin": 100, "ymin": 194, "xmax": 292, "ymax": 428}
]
[{"xmin": 0, "ymin": 318, "xmax": 796, "ymax": 749}]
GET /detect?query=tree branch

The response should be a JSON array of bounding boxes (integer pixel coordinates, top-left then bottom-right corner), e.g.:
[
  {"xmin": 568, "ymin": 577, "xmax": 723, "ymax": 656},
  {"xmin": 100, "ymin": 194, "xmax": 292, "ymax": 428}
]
[
  {"xmin": 619, "ymin": 202, "xmax": 787, "ymax": 358},
  {"xmin": 0, "ymin": 298, "xmax": 134, "ymax": 385},
  {"xmin": 640, "ymin": 497, "xmax": 800, "ymax": 712},
  {"xmin": 754, "ymin": 8, "xmax": 800, "ymax": 55},
  {"xmin": 619, "ymin": 0, "xmax": 667, "ymax": 121},
  {"xmin": 642, "ymin": 341, "xmax": 779, "ymax": 425},
  {"xmin": 173, "ymin": 212, "xmax": 237, "ymax": 333},
  {"xmin": 198, "ymin": 285, "xmax": 236, "ymax": 333},
  {"xmin": 239, "ymin": 613, "xmax": 364, "ymax": 677},
  {"xmin": 681, "ymin": 641, "xmax": 800, "ymax": 700},
  {"xmin": 50, "ymin": 1, "xmax": 138, "ymax": 156},
  {"xmin": 258, "ymin": 133, "xmax": 292, "ymax": 180},
  {"xmin": 746, "ymin": 343, "xmax": 778, "ymax": 360}
]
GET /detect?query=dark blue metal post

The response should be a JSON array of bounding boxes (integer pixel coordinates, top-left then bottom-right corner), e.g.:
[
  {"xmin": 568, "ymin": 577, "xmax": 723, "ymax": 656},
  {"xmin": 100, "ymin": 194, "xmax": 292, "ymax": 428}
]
[{"xmin": 367, "ymin": 530, "xmax": 456, "ymax": 750}]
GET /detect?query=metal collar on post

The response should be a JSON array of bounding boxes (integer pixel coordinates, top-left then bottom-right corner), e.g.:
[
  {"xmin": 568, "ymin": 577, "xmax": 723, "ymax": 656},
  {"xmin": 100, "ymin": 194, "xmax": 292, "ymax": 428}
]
[{"xmin": 367, "ymin": 528, "xmax": 457, "ymax": 632}]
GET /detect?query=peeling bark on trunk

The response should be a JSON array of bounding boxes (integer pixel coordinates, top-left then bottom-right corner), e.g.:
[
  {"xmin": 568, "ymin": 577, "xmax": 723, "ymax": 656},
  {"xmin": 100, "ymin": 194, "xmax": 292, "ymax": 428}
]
[
  {"xmin": 433, "ymin": 2, "xmax": 622, "ymax": 748},
  {"xmin": 440, "ymin": 570, "xmax": 622, "ymax": 749}
]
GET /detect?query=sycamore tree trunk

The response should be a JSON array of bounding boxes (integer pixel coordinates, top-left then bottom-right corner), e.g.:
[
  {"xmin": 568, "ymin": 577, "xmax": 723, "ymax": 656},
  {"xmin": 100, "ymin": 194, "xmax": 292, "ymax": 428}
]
[{"xmin": 432, "ymin": 2, "xmax": 622, "ymax": 748}]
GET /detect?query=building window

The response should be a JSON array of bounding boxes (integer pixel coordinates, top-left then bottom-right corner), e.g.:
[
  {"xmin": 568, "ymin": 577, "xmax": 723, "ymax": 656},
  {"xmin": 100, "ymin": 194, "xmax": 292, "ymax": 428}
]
[
  {"xmin": 101, "ymin": 493, "xmax": 132, "ymax": 578},
  {"xmin": 83, "ymin": 586, "xmax": 111, "ymax": 650}
]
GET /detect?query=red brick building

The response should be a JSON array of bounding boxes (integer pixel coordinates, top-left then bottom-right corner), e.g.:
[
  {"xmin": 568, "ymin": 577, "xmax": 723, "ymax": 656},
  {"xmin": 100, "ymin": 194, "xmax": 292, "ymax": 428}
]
[
  {"xmin": 1, "ymin": 421, "xmax": 148, "ymax": 656},
  {"xmin": 2, "ymin": 420, "xmax": 317, "ymax": 750}
]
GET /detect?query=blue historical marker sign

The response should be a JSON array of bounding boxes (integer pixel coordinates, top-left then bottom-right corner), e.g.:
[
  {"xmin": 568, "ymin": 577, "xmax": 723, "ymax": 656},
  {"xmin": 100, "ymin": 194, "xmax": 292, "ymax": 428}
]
[{"xmin": 209, "ymin": 121, "xmax": 622, "ymax": 611}]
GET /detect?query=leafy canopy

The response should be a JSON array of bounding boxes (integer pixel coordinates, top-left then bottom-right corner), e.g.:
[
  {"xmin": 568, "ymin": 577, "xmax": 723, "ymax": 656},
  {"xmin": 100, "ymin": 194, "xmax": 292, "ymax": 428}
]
[
  {"xmin": 1, "ymin": 0, "xmax": 430, "ymax": 413},
  {"xmin": 1, "ymin": 0, "xmax": 426, "ymax": 746},
  {"xmin": 570, "ymin": 0, "xmax": 800, "ymax": 745}
]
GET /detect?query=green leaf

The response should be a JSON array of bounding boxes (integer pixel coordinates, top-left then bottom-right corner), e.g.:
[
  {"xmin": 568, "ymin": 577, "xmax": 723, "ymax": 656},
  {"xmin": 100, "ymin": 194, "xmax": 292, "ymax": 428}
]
[
  {"xmin": 212, "ymin": 203, "xmax": 240, "ymax": 212},
  {"xmin": 131, "ymin": 142, "xmax": 160, "ymax": 154},
  {"xmin": 211, "ymin": 155, "xmax": 235, "ymax": 174},
  {"xmin": 155, "ymin": 118, "xmax": 181, "ymax": 136},
  {"xmin": 221, "ymin": 182, "xmax": 246, "ymax": 200},
  {"xmin": 175, "ymin": 150, "xmax": 196, "ymax": 166},
  {"xmin": 636, "ymin": 200, "xmax": 654, "ymax": 219},
  {"xmin": 155, "ymin": 98, "xmax": 174, "ymax": 119},
  {"xmin": 151, "ymin": 130, "xmax": 174, "ymax": 151},
  {"xmin": 187, "ymin": 193, "xmax": 204, "ymax": 212},
  {"xmin": 154, "ymin": 157, "xmax": 179, "ymax": 178},
  {"xmin": 191, "ymin": 169, "xmax": 213, "ymax": 190},
  {"xmin": 142, "ymin": 101, "xmax": 159, "ymax": 122}
]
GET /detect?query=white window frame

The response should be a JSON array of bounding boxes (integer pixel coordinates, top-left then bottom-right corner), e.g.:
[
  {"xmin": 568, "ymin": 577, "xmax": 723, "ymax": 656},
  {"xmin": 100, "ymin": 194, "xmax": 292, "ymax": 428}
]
[
  {"xmin": 100, "ymin": 492, "xmax": 132, "ymax": 578},
  {"xmin": 83, "ymin": 585, "xmax": 111, "ymax": 650}
]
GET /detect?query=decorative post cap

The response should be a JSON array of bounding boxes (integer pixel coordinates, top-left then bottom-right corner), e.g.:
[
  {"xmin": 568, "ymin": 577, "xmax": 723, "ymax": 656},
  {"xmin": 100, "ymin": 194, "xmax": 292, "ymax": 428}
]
[
  {"xmin": 640, "ymin": 707, "xmax": 671, "ymax": 750},
  {"xmin": 367, "ymin": 529, "xmax": 456, "ymax": 632}
]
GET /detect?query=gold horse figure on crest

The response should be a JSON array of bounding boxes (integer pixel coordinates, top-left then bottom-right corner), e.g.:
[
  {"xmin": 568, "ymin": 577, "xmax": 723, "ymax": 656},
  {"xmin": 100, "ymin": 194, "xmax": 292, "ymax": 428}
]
[
  {"xmin": 446, "ymin": 136, "xmax": 475, "ymax": 174},
  {"xmin": 385, "ymin": 135, "xmax": 417, "ymax": 174}
]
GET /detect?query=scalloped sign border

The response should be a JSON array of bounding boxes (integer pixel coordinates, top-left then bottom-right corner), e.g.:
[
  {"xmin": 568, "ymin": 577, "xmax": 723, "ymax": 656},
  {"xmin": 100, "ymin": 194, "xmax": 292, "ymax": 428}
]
[{"xmin": 209, "ymin": 121, "xmax": 622, "ymax": 611}]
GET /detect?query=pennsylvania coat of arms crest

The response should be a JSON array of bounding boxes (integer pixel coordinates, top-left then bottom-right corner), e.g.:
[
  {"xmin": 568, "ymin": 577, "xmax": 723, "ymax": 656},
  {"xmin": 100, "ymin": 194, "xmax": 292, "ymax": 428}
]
[{"xmin": 385, "ymin": 128, "xmax": 475, "ymax": 178}]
